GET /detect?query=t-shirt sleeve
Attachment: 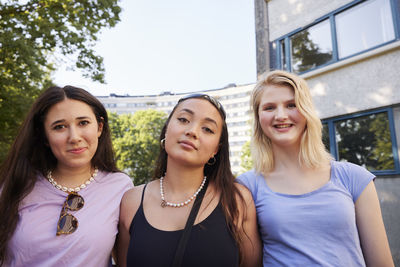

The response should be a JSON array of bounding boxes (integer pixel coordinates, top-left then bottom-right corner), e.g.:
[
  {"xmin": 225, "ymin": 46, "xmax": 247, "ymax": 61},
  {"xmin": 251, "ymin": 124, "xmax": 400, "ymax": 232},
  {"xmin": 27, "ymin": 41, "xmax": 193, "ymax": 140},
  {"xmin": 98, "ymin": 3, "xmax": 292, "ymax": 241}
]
[
  {"xmin": 236, "ymin": 170, "xmax": 258, "ymax": 200},
  {"xmin": 121, "ymin": 173, "xmax": 134, "ymax": 191},
  {"xmin": 334, "ymin": 161, "xmax": 375, "ymax": 202}
]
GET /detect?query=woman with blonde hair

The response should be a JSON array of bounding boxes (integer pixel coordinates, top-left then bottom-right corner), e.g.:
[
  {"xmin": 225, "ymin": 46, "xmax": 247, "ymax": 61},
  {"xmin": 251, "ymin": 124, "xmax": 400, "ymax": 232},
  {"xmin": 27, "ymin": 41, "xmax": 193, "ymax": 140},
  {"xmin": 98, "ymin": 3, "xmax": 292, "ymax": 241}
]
[{"xmin": 238, "ymin": 70, "xmax": 394, "ymax": 266}]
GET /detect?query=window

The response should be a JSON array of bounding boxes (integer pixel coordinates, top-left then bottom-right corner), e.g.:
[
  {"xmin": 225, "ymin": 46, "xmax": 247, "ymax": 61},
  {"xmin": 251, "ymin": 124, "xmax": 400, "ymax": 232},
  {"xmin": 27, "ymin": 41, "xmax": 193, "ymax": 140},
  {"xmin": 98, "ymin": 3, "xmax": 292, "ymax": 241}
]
[
  {"xmin": 336, "ymin": 0, "xmax": 395, "ymax": 58},
  {"xmin": 276, "ymin": 0, "xmax": 397, "ymax": 73},
  {"xmin": 290, "ymin": 19, "xmax": 333, "ymax": 73},
  {"xmin": 322, "ymin": 108, "xmax": 399, "ymax": 174},
  {"xmin": 280, "ymin": 39, "xmax": 287, "ymax": 70},
  {"xmin": 322, "ymin": 123, "xmax": 330, "ymax": 152},
  {"xmin": 335, "ymin": 112, "xmax": 395, "ymax": 171}
]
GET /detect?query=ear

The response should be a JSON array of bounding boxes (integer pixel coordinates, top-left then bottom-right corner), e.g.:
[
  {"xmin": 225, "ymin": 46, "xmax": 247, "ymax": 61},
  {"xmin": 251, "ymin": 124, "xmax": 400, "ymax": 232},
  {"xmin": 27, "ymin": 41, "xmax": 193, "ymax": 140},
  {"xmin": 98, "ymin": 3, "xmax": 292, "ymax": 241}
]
[
  {"xmin": 97, "ymin": 117, "xmax": 104, "ymax": 138},
  {"xmin": 213, "ymin": 143, "xmax": 221, "ymax": 156}
]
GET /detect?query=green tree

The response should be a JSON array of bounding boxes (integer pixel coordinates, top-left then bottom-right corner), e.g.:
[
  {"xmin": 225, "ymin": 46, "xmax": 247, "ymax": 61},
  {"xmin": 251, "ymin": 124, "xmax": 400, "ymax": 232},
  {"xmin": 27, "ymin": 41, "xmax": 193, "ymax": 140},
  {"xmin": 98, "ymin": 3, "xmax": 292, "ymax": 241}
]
[
  {"xmin": 0, "ymin": 0, "xmax": 122, "ymax": 162},
  {"xmin": 109, "ymin": 110, "xmax": 168, "ymax": 185},
  {"xmin": 240, "ymin": 140, "xmax": 253, "ymax": 174}
]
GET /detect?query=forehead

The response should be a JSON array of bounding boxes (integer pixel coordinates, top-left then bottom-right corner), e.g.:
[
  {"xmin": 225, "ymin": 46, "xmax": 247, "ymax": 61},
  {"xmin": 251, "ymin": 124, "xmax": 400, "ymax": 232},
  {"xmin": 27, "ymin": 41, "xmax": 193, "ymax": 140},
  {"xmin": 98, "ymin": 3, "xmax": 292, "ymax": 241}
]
[
  {"xmin": 174, "ymin": 98, "xmax": 223, "ymax": 121},
  {"xmin": 45, "ymin": 99, "xmax": 95, "ymax": 122},
  {"xmin": 260, "ymin": 84, "xmax": 294, "ymax": 101}
]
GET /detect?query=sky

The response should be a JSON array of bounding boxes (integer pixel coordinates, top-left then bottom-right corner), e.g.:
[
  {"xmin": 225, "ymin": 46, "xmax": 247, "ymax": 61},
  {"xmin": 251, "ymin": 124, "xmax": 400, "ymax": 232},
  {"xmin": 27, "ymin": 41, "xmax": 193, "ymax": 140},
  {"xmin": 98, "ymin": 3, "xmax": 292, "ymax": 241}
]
[{"xmin": 52, "ymin": 0, "xmax": 256, "ymax": 97}]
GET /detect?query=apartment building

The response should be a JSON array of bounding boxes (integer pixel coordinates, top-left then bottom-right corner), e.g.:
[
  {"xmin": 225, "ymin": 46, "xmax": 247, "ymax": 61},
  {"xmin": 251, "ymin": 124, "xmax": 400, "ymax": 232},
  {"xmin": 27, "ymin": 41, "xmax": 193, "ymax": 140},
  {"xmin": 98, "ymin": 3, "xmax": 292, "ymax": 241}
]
[
  {"xmin": 98, "ymin": 84, "xmax": 254, "ymax": 174},
  {"xmin": 254, "ymin": 0, "xmax": 400, "ymax": 262}
]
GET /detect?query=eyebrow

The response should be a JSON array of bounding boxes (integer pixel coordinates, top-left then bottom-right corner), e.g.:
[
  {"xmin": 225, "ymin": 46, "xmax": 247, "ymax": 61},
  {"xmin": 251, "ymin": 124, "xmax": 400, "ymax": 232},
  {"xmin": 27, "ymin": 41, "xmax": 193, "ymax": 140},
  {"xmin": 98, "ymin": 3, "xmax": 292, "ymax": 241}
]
[
  {"xmin": 179, "ymin": 108, "xmax": 218, "ymax": 127},
  {"xmin": 49, "ymin": 116, "xmax": 92, "ymax": 127},
  {"xmin": 261, "ymin": 98, "xmax": 295, "ymax": 105}
]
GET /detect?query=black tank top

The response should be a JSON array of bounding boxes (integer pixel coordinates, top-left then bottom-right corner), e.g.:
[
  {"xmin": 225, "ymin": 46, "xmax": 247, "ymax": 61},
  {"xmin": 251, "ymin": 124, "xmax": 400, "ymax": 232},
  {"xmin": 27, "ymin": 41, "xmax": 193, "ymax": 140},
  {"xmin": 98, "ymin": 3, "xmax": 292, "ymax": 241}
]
[{"xmin": 126, "ymin": 184, "xmax": 239, "ymax": 267}]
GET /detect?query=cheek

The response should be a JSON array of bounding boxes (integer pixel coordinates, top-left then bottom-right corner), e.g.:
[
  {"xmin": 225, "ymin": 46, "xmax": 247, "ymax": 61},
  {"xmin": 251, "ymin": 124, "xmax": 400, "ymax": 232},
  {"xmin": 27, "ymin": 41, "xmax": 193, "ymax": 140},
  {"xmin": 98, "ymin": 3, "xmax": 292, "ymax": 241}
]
[
  {"xmin": 87, "ymin": 129, "xmax": 101, "ymax": 147},
  {"xmin": 259, "ymin": 112, "xmax": 272, "ymax": 128},
  {"xmin": 204, "ymin": 133, "xmax": 222, "ymax": 154},
  {"xmin": 291, "ymin": 110, "xmax": 306, "ymax": 124},
  {"xmin": 47, "ymin": 135, "xmax": 65, "ymax": 155}
]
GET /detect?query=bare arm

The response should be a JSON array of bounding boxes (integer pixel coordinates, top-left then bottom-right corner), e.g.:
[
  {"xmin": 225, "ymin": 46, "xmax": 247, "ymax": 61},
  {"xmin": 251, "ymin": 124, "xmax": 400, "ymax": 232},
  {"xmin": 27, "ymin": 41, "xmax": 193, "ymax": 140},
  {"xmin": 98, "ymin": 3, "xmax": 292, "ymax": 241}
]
[
  {"xmin": 355, "ymin": 181, "xmax": 394, "ymax": 267},
  {"xmin": 115, "ymin": 185, "xmax": 144, "ymax": 267},
  {"xmin": 236, "ymin": 183, "xmax": 262, "ymax": 267}
]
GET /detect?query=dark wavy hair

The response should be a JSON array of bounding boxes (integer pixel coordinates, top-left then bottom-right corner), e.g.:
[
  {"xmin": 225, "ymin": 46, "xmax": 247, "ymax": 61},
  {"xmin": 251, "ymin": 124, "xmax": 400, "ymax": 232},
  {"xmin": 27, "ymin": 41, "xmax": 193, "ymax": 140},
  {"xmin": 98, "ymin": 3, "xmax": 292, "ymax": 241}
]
[
  {"xmin": 153, "ymin": 94, "xmax": 246, "ymax": 263},
  {"xmin": 0, "ymin": 86, "xmax": 119, "ymax": 265}
]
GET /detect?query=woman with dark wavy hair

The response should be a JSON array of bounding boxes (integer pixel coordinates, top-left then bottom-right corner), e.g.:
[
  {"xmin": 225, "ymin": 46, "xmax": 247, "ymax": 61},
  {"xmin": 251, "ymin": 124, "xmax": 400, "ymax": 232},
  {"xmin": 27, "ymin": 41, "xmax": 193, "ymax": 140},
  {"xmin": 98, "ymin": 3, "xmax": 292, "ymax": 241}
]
[
  {"xmin": 117, "ymin": 94, "xmax": 261, "ymax": 267},
  {"xmin": 0, "ymin": 86, "xmax": 133, "ymax": 266}
]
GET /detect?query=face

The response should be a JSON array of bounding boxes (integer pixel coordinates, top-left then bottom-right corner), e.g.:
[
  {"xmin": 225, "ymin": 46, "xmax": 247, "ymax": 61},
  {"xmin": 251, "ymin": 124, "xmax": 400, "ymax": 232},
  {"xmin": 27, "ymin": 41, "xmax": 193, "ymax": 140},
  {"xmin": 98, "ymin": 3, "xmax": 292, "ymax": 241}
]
[
  {"xmin": 258, "ymin": 84, "xmax": 306, "ymax": 148},
  {"xmin": 44, "ymin": 99, "xmax": 103, "ymax": 170},
  {"xmin": 165, "ymin": 98, "xmax": 223, "ymax": 167}
]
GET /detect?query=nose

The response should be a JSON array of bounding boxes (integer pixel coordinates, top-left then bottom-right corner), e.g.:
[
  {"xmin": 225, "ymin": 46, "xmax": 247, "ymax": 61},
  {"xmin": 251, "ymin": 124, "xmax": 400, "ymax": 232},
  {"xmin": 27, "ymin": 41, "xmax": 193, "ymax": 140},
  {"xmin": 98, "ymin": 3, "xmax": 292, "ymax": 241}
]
[
  {"xmin": 275, "ymin": 106, "xmax": 288, "ymax": 121},
  {"xmin": 68, "ymin": 126, "xmax": 82, "ymax": 143},
  {"xmin": 185, "ymin": 124, "xmax": 199, "ymax": 139}
]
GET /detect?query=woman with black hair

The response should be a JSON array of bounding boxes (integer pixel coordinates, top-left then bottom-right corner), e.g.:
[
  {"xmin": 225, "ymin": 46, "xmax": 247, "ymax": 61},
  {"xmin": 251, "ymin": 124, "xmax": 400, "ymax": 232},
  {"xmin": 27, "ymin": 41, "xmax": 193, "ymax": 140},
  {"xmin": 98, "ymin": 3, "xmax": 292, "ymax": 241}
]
[{"xmin": 117, "ymin": 94, "xmax": 262, "ymax": 267}]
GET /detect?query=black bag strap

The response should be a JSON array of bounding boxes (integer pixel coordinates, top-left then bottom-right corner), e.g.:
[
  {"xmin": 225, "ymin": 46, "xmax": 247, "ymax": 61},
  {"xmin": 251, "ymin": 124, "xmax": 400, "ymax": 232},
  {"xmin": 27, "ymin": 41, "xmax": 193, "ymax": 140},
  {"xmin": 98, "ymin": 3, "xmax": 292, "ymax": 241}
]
[{"xmin": 171, "ymin": 180, "xmax": 209, "ymax": 267}]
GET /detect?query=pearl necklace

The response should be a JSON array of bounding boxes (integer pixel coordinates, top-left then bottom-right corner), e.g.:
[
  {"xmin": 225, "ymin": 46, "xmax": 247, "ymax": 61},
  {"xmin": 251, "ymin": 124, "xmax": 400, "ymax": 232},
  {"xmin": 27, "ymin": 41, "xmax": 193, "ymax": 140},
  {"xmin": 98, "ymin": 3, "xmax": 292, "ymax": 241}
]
[
  {"xmin": 160, "ymin": 176, "xmax": 207, "ymax": 208},
  {"xmin": 47, "ymin": 168, "xmax": 98, "ymax": 193}
]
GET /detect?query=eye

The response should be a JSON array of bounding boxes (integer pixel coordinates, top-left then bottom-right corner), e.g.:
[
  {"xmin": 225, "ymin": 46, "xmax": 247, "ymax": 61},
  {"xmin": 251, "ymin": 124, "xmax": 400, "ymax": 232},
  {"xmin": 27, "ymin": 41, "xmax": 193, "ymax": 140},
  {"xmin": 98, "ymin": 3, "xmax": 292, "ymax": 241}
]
[
  {"xmin": 203, "ymin": 127, "xmax": 215, "ymax": 134},
  {"xmin": 262, "ymin": 105, "xmax": 274, "ymax": 111},
  {"xmin": 79, "ymin": 120, "xmax": 90, "ymax": 126},
  {"xmin": 52, "ymin": 124, "xmax": 66, "ymax": 130},
  {"xmin": 287, "ymin": 103, "xmax": 297, "ymax": 108},
  {"xmin": 177, "ymin": 117, "xmax": 189, "ymax": 123}
]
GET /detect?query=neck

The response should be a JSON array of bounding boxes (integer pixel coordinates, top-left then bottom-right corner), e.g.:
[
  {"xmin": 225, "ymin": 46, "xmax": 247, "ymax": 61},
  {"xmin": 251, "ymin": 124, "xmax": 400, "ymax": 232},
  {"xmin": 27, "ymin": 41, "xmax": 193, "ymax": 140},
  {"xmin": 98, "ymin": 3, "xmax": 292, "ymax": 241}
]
[
  {"xmin": 52, "ymin": 164, "xmax": 94, "ymax": 188},
  {"xmin": 163, "ymin": 160, "xmax": 205, "ymax": 194},
  {"xmin": 271, "ymin": 143, "xmax": 304, "ymax": 171}
]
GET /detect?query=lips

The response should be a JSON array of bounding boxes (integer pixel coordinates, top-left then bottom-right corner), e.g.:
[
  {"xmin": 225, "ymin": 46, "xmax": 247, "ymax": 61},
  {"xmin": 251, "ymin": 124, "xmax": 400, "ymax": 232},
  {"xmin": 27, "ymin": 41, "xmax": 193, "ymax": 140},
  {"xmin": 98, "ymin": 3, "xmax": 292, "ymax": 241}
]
[
  {"xmin": 68, "ymin": 147, "xmax": 87, "ymax": 154},
  {"xmin": 178, "ymin": 140, "xmax": 197, "ymax": 150},
  {"xmin": 274, "ymin": 123, "xmax": 293, "ymax": 128}
]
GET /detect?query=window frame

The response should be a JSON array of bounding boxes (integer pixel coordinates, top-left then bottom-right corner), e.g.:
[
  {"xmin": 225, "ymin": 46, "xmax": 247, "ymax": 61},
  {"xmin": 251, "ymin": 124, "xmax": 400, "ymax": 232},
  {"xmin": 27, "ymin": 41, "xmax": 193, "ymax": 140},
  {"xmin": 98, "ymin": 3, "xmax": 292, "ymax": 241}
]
[
  {"xmin": 322, "ymin": 107, "xmax": 400, "ymax": 176},
  {"xmin": 275, "ymin": 0, "xmax": 400, "ymax": 74}
]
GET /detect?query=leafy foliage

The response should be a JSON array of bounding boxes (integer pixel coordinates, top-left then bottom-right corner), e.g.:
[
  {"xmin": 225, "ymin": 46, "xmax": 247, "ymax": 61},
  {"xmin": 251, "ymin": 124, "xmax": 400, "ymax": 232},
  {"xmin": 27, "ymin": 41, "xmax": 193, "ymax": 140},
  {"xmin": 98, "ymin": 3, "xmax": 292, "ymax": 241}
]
[
  {"xmin": 109, "ymin": 110, "xmax": 168, "ymax": 185},
  {"xmin": 0, "ymin": 0, "xmax": 122, "ymax": 163},
  {"xmin": 240, "ymin": 140, "xmax": 253, "ymax": 174}
]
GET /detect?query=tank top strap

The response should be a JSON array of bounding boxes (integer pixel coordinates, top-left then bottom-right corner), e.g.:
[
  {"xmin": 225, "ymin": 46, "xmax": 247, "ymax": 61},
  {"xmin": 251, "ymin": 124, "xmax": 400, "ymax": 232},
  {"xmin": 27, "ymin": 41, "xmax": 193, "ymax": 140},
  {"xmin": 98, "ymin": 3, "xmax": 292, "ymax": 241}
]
[
  {"xmin": 140, "ymin": 183, "xmax": 148, "ymax": 204},
  {"xmin": 128, "ymin": 183, "xmax": 148, "ymax": 235}
]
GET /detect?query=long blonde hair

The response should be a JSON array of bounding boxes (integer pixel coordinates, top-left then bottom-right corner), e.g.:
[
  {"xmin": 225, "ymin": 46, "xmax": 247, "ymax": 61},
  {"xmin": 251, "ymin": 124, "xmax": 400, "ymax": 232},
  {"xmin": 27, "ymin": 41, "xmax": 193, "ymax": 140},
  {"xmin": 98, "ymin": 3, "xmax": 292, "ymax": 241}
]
[{"xmin": 251, "ymin": 70, "xmax": 332, "ymax": 174}]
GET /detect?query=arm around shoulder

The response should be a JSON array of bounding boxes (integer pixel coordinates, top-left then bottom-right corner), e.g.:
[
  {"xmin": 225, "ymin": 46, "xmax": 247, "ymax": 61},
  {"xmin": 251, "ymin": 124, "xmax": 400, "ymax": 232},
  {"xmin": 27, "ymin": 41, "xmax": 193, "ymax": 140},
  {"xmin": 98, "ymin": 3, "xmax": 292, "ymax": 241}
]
[
  {"xmin": 235, "ymin": 183, "xmax": 262, "ymax": 267},
  {"xmin": 116, "ymin": 185, "xmax": 144, "ymax": 267},
  {"xmin": 355, "ymin": 181, "xmax": 394, "ymax": 267}
]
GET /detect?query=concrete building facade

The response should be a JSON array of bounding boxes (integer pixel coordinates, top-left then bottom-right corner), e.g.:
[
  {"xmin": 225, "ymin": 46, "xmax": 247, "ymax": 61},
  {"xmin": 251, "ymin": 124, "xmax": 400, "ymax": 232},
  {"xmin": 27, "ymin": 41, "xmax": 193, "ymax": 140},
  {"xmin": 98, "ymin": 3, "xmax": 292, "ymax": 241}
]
[
  {"xmin": 254, "ymin": 0, "xmax": 400, "ymax": 263},
  {"xmin": 98, "ymin": 84, "xmax": 254, "ymax": 175}
]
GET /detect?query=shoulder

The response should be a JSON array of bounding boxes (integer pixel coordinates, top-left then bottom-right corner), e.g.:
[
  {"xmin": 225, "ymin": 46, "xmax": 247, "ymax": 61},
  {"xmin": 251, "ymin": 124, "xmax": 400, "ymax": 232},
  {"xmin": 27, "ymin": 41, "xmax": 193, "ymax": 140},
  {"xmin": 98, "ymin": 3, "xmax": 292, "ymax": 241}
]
[
  {"xmin": 331, "ymin": 161, "xmax": 375, "ymax": 182},
  {"xmin": 234, "ymin": 183, "xmax": 254, "ymax": 204},
  {"xmin": 233, "ymin": 183, "xmax": 257, "ymax": 230},
  {"xmin": 97, "ymin": 171, "xmax": 134, "ymax": 190},
  {"xmin": 332, "ymin": 160, "xmax": 372, "ymax": 174},
  {"xmin": 233, "ymin": 183, "xmax": 257, "ymax": 220},
  {"xmin": 331, "ymin": 161, "xmax": 375, "ymax": 201},
  {"xmin": 121, "ymin": 184, "xmax": 146, "ymax": 209},
  {"xmin": 120, "ymin": 184, "xmax": 146, "ymax": 230}
]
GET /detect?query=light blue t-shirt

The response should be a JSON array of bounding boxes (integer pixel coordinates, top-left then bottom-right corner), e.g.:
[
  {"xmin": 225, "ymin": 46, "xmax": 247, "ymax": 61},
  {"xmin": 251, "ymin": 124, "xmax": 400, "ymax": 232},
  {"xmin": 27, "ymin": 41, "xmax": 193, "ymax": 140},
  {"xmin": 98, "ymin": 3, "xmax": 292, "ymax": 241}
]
[{"xmin": 237, "ymin": 161, "xmax": 375, "ymax": 267}]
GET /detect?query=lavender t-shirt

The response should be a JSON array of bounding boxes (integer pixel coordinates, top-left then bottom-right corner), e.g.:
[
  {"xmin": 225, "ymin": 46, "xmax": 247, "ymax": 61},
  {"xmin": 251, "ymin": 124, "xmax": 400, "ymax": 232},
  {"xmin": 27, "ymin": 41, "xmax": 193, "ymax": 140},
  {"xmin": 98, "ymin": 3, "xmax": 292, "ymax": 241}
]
[
  {"xmin": 7, "ymin": 171, "xmax": 133, "ymax": 267},
  {"xmin": 237, "ymin": 161, "xmax": 374, "ymax": 267}
]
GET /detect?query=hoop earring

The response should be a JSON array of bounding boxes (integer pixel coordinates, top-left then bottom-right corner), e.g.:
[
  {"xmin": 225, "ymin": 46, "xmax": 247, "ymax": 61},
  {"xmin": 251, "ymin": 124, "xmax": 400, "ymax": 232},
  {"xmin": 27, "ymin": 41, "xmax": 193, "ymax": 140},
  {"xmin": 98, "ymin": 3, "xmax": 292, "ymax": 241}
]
[
  {"xmin": 207, "ymin": 156, "xmax": 216, "ymax": 166},
  {"xmin": 160, "ymin": 138, "xmax": 166, "ymax": 149}
]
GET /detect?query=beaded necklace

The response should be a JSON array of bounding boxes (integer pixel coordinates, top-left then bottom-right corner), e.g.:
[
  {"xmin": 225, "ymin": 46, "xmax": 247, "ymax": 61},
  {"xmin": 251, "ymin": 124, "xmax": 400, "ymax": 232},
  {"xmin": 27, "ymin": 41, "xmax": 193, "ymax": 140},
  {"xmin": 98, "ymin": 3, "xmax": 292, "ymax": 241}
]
[
  {"xmin": 160, "ymin": 175, "xmax": 207, "ymax": 208},
  {"xmin": 47, "ymin": 168, "xmax": 98, "ymax": 193}
]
